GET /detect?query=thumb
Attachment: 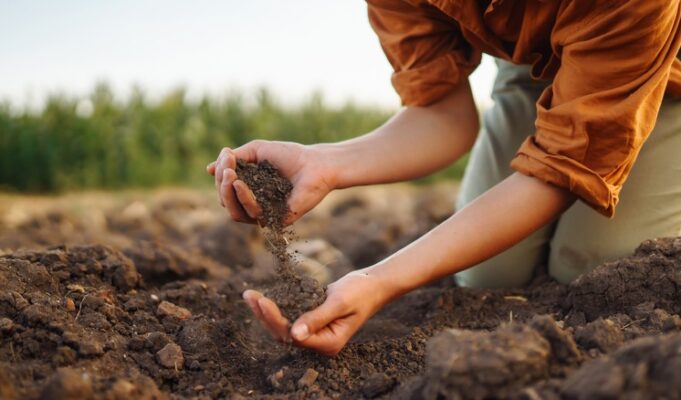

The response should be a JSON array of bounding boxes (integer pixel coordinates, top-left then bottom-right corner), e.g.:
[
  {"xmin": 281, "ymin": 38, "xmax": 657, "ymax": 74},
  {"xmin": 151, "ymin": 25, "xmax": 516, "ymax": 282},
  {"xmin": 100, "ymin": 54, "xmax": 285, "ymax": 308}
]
[
  {"xmin": 285, "ymin": 180, "xmax": 327, "ymax": 225},
  {"xmin": 290, "ymin": 299, "xmax": 347, "ymax": 341},
  {"xmin": 233, "ymin": 140, "xmax": 262, "ymax": 163}
]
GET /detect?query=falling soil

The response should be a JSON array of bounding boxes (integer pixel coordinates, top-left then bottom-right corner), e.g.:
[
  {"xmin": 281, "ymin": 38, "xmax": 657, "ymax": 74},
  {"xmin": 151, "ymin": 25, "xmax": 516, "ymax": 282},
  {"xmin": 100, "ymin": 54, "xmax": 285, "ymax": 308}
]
[
  {"xmin": 235, "ymin": 159, "xmax": 326, "ymax": 321},
  {"xmin": 1, "ymin": 188, "xmax": 681, "ymax": 399}
]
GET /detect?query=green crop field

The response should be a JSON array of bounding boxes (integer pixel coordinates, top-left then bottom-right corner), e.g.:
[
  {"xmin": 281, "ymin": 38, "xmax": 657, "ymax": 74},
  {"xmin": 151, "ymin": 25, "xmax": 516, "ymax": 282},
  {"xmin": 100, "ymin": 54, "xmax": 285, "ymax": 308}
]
[{"xmin": 0, "ymin": 84, "xmax": 468, "ymax": 193}]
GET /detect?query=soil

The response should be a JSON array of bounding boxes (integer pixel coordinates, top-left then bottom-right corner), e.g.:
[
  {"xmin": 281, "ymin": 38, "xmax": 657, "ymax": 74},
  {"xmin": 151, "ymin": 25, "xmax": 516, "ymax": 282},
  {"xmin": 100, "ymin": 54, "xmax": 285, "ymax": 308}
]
[
  {"xmin": 235, "ymin": 159, "xmax": 292, "ymax": 232},
  {"xmin": 0, "ymin": 187, "xmax": 680, "ymax": 399},
  {"xmin": 235, "ymin": 159, "xmax": 326, "ymax": 322}
]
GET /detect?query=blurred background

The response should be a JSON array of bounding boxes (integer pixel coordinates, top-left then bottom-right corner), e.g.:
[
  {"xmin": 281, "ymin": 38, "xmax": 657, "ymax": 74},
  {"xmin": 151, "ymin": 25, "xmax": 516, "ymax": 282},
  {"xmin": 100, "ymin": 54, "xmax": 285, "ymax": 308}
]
[{"xmin": 0, "ymin": 0, "xmax": 497, "ymax": 193}]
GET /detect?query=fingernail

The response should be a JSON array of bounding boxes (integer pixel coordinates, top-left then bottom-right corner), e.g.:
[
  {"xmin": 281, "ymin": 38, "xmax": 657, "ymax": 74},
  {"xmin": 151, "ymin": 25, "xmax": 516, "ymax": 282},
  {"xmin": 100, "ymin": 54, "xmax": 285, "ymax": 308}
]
[{"xmin": 291, "ymin": 323, "xmax": 310, "ymax": 341}]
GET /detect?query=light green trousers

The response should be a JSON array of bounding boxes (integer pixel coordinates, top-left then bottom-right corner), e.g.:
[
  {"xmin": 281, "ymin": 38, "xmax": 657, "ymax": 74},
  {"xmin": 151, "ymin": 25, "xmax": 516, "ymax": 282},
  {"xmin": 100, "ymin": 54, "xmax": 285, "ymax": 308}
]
[{"xmin": 455, "ymin": 59, "xmax": 681, "ymax": 288}]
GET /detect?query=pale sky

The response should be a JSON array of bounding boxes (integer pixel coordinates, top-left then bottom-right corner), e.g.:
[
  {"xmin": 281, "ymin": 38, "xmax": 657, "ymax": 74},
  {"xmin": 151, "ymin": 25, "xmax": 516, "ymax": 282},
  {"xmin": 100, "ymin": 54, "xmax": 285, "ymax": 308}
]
[{"xmin": 0, "ymin": 0, "xmax": 498, "ymax": 109}]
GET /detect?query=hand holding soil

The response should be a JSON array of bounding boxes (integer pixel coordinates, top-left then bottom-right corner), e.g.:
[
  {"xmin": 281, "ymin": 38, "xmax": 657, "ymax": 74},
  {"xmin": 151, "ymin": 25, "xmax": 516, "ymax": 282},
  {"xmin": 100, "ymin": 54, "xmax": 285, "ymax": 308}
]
[
  {"xmin": 207, "ymin": 141, "xmax": 335, "ymax": 225},
  {"xmin": 243, "ymin": 270, "xmax": 389, "ymax": 356}
]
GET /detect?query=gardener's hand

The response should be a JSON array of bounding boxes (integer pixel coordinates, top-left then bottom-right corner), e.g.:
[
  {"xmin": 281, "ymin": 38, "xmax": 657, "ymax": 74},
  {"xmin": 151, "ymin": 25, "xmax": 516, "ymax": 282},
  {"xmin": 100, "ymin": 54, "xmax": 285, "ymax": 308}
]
[
  {"xmin": 207, "ymin": 141, "xmax": 336, "ymax": 225},
  {"xmin": 242, "ymin": 270, "xmax": 390, "ymax": 356}
]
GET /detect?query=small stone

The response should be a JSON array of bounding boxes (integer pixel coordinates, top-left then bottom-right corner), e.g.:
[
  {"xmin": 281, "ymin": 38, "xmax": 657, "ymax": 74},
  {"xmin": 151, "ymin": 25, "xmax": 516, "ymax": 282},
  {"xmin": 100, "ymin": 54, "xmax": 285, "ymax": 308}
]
[
  {"xmin": 150, "ymin": 294, "xmax": 159, "ymax": 302},
  {"xmin": 269, "ymin": 369, "xmax": 286, "ymax": 389},
  {"xmin": 156, "ymin": 342, "xmax": 184, "ymax": 369},
  {"xmin": 361, "ymin": 372, "xmax": 395, "ymax": 398},
  {"xmin": 193, "ymin": 385, "xmax": 205, "ymax": 391},
  {"xmin": 65, "ymin": 298, "xmax": 76, "ymax": 312},
  {"xmin": 156, "ymin": 301, "xmax": 192, "ymax": 320},
  {"xmin": 297, "ymin": 368, "xmax": 319, "ymax": 388}
]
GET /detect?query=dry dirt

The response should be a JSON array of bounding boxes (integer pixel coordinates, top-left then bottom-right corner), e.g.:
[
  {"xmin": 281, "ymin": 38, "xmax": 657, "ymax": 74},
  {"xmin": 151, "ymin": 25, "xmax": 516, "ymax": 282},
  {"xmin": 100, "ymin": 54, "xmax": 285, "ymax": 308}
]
[
  {"xmin": 235, "ymin": 159, "xmax": 326, "ymax": 321},
  {"xmin": 1, "ymin": 185, "xmax": 680, "ymax": 399}
]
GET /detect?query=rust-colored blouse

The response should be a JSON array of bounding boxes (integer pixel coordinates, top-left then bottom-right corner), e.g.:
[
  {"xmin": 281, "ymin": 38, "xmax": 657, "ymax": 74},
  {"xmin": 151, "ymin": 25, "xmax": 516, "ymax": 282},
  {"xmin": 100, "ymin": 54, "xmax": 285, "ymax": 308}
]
[{"xmin": 367, "ymin": 0, "xmax": 681, "ymax": 217}]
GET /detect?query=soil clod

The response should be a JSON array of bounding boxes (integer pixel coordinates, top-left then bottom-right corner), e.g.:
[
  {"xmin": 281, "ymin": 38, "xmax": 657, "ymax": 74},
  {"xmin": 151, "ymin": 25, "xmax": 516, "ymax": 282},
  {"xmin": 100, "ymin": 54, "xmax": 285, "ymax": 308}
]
[
  {"xmin": 575, "ymin": 318, "xmax": 624, "ymax": 353},
  {"xmin": 156, "ymin": 342, "xmax": 184, "ymax": 370},
  {"xmin": 297, "ymin": 368, "xmax": 320, "ymax": 388},
  {"xmin": 417, "ymin": 323, "xmax": 551, "ymax": 399},
  {"xmin": 361, "ymin": 372, "xmax": 395, "ymax": 398},
  {"xmin": 156, "ymin": 300, "xmax": 192, "ymax": 321}
]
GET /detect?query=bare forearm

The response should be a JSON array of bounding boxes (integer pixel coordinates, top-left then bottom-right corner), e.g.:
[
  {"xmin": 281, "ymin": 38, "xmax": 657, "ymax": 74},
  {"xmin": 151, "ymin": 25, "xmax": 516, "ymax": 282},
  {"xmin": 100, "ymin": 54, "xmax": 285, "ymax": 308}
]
[
  {"xmin": 318, "ymin": 81, "xmax": 479, "ymax": 189},
  {"xmin": 368, "ymin": 173, "xmax": 576, "ymax": 300}
]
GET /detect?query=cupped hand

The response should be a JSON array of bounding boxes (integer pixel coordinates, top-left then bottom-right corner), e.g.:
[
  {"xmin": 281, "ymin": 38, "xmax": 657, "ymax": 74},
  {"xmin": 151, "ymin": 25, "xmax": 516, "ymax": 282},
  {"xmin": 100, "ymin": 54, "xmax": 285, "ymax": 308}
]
[
  {"xmin": 242, "ymin": 270, "xmax": 390, "ymax": 356},
  {"xmin": 207, "ymin": 141, "xmax": 336, "ymax": 225}
]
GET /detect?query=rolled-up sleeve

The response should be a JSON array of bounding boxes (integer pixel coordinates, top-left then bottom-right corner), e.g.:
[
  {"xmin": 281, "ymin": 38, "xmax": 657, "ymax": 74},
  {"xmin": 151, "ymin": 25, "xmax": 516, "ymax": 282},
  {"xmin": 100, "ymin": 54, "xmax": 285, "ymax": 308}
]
[
  {"xmin": 511, "ymin": 0, "xmax": 681, "ymax": 217},
  {"xmin": 367, "ymin": 0, "xmax": 481, "ymax": 106}
]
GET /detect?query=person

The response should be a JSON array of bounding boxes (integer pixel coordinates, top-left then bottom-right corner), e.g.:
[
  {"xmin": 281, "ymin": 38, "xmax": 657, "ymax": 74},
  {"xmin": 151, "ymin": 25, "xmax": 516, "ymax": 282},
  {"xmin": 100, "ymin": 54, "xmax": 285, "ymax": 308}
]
[{"xmin": 208, "ymin": 0, "xmax": 681, "ymax": 356}]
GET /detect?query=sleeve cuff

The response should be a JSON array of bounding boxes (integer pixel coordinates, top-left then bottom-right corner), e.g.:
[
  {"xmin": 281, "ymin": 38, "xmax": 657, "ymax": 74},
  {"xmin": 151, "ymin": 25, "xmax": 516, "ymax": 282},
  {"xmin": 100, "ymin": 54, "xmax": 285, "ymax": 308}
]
[
  {"xmin": 511, "ymin": 136, "xmax": 620, "ymax": 218},
  {"xmin": 391, "ymin": 52, "xmax": 478, "ymax": 106}
]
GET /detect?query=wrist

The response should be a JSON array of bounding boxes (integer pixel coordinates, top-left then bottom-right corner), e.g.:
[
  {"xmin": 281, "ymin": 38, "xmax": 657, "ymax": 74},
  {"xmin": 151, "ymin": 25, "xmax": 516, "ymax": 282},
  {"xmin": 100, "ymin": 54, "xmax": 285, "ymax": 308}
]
[
  {"xmin": 309, "ymin": 142, "xmax": 355, "ymax": 190},
  {"xmin": 361, "ymin": 262, "xmax": 412, "ymax": 306}
]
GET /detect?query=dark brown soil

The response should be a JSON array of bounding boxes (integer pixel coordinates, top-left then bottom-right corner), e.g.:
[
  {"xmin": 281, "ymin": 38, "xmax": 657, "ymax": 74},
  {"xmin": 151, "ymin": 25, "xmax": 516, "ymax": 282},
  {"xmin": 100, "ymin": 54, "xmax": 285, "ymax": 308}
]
[
  {"xmin": 1, "ymin": 189, "xmax": 681, "ymax": 399},
  {"xmin": 235, "ymin": 159, "xmax": 326, "ymax": 321},
  {"xmin": 235, "ymin": 159, "xmax": 292, "ymax": 232}
]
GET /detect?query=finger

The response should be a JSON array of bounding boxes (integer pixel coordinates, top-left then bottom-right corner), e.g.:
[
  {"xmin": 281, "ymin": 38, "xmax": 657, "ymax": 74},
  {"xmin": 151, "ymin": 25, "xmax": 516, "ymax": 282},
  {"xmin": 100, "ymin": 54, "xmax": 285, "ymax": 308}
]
[
  {"xmin": 221, "ymin": 169, "xmax": 253, "ymax": 222},
  {"xmin": 284, "ymin": 182, "xmax": 324, "ymax": 225},
  {"xmin": 284, "ymin": 188, "xmax": 307, "ymax": 225},
  {"xmin": 215, "ymin": 162, "xmax": 225, "ymax": 207},
  {"xmin": 257, "ymin": 297, "xmax": 291, "ymax": 343},
  {"xmin": 234, "ymin": 180, "xmax": 262, "ymax": 220},
  {"xmin": 226, "ymin": 150, "xmax": 237, "ymax": 170},
  {"xmin": 233, "ymin": 141, "xmax": 260, "ymax": 163},
  {"xmin": 206, "ymin": 161, "xmax": 216, "ymax": 175},
  {"xmin": 215, "ymin": 158, "xmax": 224, "ymax": 190},
  {"xmin": 217, "ymin": 187, "xmax": 224, "ymax": 208},
  {"xmin": 243, "ymin": 290, "xmax": 265, "ymax": 320},
  {"xmin": 290, "ymin": 298, "xmax": 347, "ymax": 342},
  {"xmin": 215, "ymin": 148, "xmax": 234, "ymax": 187},
  {"xmin": 295, "ymin": 318, "xmax": 353, "ymax": 356}
]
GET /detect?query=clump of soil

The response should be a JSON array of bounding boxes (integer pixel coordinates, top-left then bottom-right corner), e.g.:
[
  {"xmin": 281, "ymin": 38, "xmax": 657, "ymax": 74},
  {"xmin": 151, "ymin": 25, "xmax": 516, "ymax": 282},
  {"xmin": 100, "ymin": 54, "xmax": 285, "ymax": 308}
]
[
  {"xmin": 414, "ymin": 322, "xmax": 552, "ymax": 399},
  {"xmin": 235, "ymin": 159, "xmax": 292, "ymax": 232},
  {"xmin": 567, "ymin": 237, "xmax": 681, "ymax": 321},
  {"xmin": 562, "ymin": 333, "xmax": 681, "ymax": 399},
  {"xmin": 235, "ymin": 159, "xmax": 326, "ymax": 321}
]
